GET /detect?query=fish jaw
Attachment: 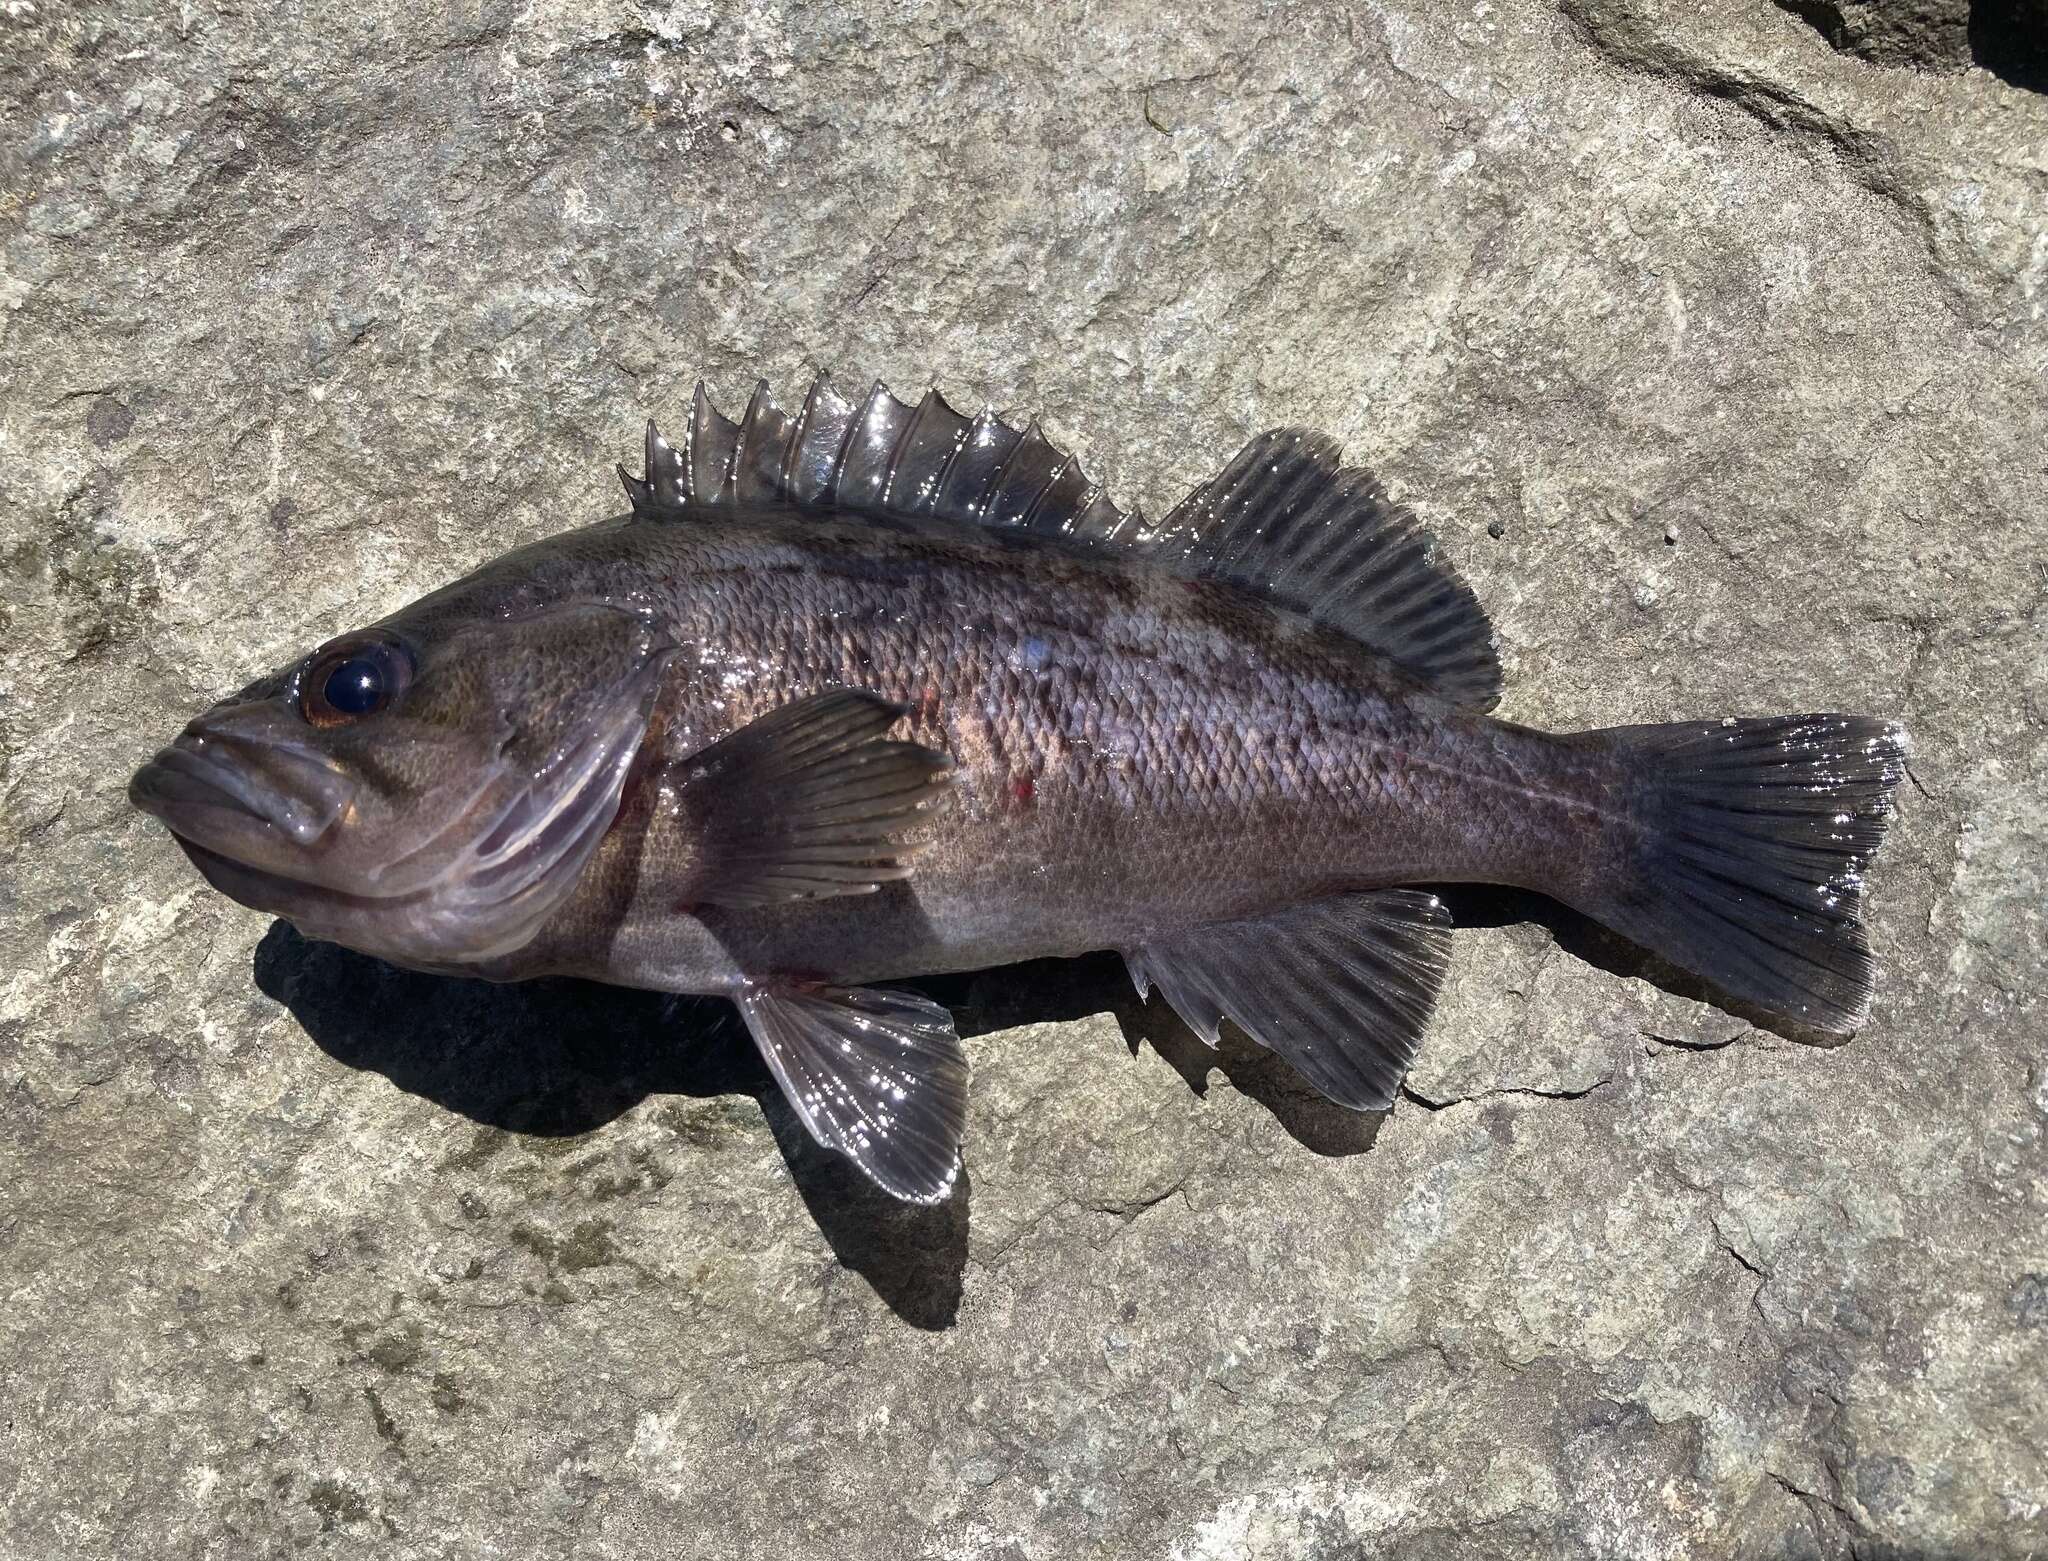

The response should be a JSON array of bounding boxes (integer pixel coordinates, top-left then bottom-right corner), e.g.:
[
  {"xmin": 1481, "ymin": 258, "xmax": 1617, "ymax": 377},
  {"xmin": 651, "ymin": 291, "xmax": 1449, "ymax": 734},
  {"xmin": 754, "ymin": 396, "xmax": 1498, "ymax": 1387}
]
[{"xmin": 129, "ymin": 703, "xmax": 366, "ymax": 895}]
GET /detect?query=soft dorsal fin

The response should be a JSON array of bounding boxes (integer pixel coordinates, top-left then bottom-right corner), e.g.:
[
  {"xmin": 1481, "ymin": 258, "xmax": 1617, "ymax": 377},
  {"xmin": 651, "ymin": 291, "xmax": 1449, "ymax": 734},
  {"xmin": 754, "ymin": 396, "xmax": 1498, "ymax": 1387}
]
[
  {"xmin": 1156, "ymin": 430, "xmax": 1503, "ymax": 712},
  {"xmin": 620, "ymin": 377, "xmax": 1148, "ymax": 546}
]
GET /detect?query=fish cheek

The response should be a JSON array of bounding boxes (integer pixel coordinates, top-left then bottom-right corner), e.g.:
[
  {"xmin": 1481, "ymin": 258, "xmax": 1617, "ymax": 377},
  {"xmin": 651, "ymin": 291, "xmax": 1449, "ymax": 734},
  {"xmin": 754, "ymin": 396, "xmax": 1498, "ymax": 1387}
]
[{"xmin": 306, "ymin": 712, "xmax": 506, "ymax": 867}]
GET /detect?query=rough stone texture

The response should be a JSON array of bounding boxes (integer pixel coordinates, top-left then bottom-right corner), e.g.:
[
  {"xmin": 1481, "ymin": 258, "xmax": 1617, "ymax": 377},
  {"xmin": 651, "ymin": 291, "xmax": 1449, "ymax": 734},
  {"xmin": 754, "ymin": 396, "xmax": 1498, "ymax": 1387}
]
[{"xmin": 2, "ymin": 0, "xmax": 2044, "ymax": 1556}]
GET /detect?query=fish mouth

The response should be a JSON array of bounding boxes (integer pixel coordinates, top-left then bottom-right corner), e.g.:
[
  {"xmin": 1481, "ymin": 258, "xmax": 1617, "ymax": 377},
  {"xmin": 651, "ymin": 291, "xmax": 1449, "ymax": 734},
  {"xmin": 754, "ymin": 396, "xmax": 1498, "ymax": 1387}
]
[
  {"xmin": 166, "ymin": 830, "xmax": 367, "ymax": 920},
  {"xmin": 129, "ymin": 718, "xmax": 355, "ymax": 857}
]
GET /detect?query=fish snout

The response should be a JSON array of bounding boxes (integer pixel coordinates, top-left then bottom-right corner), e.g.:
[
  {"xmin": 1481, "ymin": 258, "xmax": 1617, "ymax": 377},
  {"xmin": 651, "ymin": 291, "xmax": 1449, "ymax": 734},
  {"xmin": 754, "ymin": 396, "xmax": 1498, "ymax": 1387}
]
[{"xmin": 130, "ymin": 709, "xmax": 354, "ymax": 849}]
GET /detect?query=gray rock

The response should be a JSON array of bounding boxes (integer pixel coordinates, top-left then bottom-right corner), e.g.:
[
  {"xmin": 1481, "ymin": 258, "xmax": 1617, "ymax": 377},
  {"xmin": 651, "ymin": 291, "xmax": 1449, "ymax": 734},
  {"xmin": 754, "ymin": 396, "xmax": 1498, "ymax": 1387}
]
[{"xmin": 2, "ymin": 0, "xmax": 2044, "ymax": 1556}]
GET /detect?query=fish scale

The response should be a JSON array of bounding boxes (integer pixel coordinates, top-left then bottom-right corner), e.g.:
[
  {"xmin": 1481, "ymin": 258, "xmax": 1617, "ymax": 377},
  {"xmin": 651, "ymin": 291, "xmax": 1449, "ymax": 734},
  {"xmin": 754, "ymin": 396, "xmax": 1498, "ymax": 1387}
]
[
  {"xmin": 488, "ymin": 512, "xmax": 1599, "ymax": 982},
  {"xmin": 129, "ymin": 377, "xmax": 1908, "ymax": 1204}
]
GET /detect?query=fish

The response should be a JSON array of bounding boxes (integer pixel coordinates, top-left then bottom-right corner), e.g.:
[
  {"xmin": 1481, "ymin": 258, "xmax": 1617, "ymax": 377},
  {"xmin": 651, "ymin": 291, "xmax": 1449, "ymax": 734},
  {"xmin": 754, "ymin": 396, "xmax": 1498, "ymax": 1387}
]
[{"xmin": 129, "ymin": 377, "xmax": 1910, "ymax": 1203}]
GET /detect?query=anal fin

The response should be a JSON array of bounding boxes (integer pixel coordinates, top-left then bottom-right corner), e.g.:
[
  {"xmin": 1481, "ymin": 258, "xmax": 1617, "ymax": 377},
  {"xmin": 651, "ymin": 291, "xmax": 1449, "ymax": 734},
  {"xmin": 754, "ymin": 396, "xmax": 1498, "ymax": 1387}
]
[
  {"xmin": 1124, "ymin": 890, "xmax": 1452, "ymax": 1110},
  {"xmin": 738, "ymin": 983, "xmax": 967, "ymax": 1203}
]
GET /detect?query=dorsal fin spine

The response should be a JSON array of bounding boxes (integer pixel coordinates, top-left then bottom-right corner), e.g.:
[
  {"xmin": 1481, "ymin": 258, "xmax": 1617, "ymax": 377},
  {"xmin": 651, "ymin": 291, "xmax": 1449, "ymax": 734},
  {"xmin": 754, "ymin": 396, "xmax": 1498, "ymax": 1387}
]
[
  {"xmin": 732, "ymin": 380, "xmax": 770, "ymax": 498},
  {"xmin": 781, "ymin": 380, "xmax": 824, "ymax": 494},
  {"xmin": 879, "ymin": 391, "xmax": 923, "ymax": 510},
  {"xmin": 784, "ymin": 378, "xmax": 855, "ymax": 504},
  {"xmin": 687, "ymin": 382, "xmax": 712, "ymax": 502},
  {"xmin": 886, "ymin": 388, "xmax": 961, "ymax": 513},
  {"xmin": 961, "ymin": 410, "xmax": 1015, "ymax": 521},
  {"xmin": 618, "ymin": 463, "xmax": 650, "ymax": 509},
  {"xmin": 928, "ymin": 412, "xmax": 977, "ymax": 517},
  {"xmin": 642, "ymin": 420, "xmax": 663, "ymax": 503},
  {"xmin": 931, "ymin": 418, "xmax": 971, "ymax": 515},
  {"xmin": 822, "ymin": 382, "xmax": 872, "ymax": 497},
  {"xmin": 988, "ymin": 420, "xmax": 1051, "ymax": 527},
  {"xmin": 1018, "ymin": 453, "xmax": 1076, "ymax": 530}
]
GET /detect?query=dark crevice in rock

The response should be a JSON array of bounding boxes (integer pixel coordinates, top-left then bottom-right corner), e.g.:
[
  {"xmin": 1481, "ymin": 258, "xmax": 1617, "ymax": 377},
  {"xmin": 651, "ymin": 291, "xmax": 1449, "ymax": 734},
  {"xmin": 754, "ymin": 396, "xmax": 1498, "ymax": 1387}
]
[
  {"xmin": 1770, "ymin": 0, "xmax": 2048, "ymax": 92},
  {"xmin": 1558, "ymin": 0, "xmax": 1983, "ymax": 313},
  {"xmin": 1767, "ymin": 1468, "xmax": 1863, "ymax": 1541},
  {"xmin": 1561, "ymin": 4, "xmax": 1917, "ymax": 196},
  {"xmin": 1710, "ymin": 1216, "xmax": 1774, "ymax": 1327},
  {"xmin": 1970, "ymin": 1, "xmax": 2048, "ymax": 91},
  {"xmin": 1493, "ymin": 1078, "xmax": 1613, "ymax": 1101},
  {"xmin": 1769, "ymin": 0, "xmax": 1970, "ymax": 70},
  {"xmin": 1401, "ymin": 1074, "xmax": 1616, "ymax": 1110},
  {"xmin": 1643, "ymin": 1029, "xmax": 1744, "ymax": 1053},
  {"xmin": 1771, "ymin": 0, "xmax": 1846, "ymax": 43},
  {"xmin": 1087, "ymin": 1179, "xmax": 1187, "ymax": 1224},
  {"xmin": 1398, "ymin": 1083, "xmax": 1453, "ymax": 1113}
]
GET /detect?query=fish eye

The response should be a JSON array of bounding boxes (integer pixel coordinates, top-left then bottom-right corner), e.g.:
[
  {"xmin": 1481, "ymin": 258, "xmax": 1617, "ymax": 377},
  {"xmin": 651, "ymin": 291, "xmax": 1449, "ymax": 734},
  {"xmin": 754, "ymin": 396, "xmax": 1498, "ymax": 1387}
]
[{"xmin": 300, "ymin": 639, "xmax": 414, "ymax": 728}]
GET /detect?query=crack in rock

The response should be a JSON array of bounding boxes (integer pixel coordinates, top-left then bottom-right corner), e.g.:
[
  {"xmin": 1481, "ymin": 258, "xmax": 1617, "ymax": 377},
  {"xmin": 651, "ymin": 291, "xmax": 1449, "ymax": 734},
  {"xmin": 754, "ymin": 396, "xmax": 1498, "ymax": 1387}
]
[
  {"xmin": 1399, "ymin": 1074, "xmax": 1616, "ymax": 1111},
  {"xmin": 1559, "ymin": 0, "xmax": 1943, "ymax": 276}
]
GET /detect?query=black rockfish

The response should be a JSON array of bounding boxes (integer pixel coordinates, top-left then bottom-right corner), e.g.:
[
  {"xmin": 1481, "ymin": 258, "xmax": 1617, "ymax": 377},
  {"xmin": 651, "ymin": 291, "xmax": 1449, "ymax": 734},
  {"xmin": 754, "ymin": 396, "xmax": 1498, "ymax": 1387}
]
[{"xmin": 130, "ymin": 379, "xmax": 1908, "ymax": 1201}]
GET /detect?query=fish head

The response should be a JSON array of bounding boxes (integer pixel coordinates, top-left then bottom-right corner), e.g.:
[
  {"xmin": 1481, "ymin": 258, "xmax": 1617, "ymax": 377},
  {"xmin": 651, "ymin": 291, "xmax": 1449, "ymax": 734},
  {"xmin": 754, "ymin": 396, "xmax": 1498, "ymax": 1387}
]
[{"xmin": 129, "ymin": 593, "xmax": 673, "ymax": 968}]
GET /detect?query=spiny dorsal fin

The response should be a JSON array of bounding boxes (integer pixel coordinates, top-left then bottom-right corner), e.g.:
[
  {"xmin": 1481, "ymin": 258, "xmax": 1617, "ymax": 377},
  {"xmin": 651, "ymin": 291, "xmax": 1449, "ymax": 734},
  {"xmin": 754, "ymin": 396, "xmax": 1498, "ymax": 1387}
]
[
  {"xmin": 619, "ymin": 376, "xmax": 1147, "ymax": 546},
  {"xmin": 1158, "ymin": 430, "xmax": 1504, "ymax": 712}
]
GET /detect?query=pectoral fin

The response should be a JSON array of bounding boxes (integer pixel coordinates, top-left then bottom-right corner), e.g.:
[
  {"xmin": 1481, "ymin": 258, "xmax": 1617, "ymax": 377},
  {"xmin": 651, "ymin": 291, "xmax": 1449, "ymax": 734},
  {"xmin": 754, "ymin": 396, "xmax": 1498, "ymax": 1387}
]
[
  {"xmin": 1124, "ymin": 890, "xmax": 1452, "ymax": 1110},
  {"xmin": 670, "ymin": 689, "xmax": 950, "ymax": 908},
  {"xmin": 738, "ymin": 983, "xmax": 968, "ymax": 1203}
]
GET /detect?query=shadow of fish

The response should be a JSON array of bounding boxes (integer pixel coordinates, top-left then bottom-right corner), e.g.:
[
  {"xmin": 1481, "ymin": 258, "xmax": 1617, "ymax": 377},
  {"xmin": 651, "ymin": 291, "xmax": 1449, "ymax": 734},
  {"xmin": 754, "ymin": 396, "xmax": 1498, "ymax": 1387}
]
[{"xmin": 131, "ymin": 378, "xmax": 1908, "ymax": 1202}]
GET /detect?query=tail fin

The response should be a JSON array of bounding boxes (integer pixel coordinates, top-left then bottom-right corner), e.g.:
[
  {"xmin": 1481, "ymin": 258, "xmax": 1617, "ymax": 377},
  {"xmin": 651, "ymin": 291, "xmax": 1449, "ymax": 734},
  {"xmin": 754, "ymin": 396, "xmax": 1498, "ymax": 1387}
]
[{"xmin": 1580, "ymin": 714, "xmax": 1909, "ymax": 1035}]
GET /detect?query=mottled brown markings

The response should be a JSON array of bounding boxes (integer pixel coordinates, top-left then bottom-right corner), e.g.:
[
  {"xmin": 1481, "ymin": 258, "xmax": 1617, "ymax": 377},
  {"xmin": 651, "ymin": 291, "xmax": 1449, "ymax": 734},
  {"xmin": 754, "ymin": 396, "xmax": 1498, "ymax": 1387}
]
[{"xmin": 337, "ymin": 505, "xmax": 1641, "ymax": 996}]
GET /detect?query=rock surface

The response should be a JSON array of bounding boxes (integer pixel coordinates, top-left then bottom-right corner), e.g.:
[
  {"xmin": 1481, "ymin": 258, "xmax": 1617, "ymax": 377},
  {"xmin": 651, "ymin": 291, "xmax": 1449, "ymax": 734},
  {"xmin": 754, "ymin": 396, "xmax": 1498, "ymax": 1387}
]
[{"xmin": 2, "ymin": 0, "xmax": 2045, "ymax": 1556}]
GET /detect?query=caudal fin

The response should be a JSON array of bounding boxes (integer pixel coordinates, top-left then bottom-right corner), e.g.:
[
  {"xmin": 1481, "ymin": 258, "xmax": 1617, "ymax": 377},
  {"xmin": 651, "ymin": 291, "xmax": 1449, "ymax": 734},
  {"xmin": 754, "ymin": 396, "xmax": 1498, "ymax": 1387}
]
[{"xmin": 1580, "ymin": 714, "xmax": 1909, "ymax": 1035}]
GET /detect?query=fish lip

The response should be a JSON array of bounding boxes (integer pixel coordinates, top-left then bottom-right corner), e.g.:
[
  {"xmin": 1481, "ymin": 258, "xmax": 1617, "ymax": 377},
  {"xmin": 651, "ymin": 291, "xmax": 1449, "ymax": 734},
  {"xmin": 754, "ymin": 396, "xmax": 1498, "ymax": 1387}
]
[
  {"xmin": 129, "ymin": 747, "xmax": 269, "ymax": 840},
  {"xmin": 131, "ymin": 744, "xmax": 260, "ymax": 822},
  {"xmin": 169, "ymin": 830, "xmax": 349, "ymax": 913},
  {"xmin": 129, "ymin": 727, "xmax": 351, "ymax": 852}
]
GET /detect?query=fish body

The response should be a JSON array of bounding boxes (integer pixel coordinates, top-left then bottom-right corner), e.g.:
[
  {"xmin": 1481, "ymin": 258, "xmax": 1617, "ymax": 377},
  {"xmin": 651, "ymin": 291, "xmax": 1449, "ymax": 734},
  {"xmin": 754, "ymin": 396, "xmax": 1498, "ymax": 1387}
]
[
  {"xmin": 468, "ymin": 508, "xmax": 1583, "ymax": 993},
  {"xmin": 131, "ymin": 379, "xmax": 1907, "ymax": 1202}
]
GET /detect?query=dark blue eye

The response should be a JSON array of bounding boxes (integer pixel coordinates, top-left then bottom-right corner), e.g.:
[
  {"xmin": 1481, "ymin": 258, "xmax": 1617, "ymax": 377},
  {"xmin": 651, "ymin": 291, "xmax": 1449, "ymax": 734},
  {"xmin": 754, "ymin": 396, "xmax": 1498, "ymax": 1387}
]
[
  {"xmin": 301, "ymin": 640, "xmax": 412, "ymax": 727},
  {"xmin": 324, "ymin": 658, "xmax": 386, "ymax": 714}
]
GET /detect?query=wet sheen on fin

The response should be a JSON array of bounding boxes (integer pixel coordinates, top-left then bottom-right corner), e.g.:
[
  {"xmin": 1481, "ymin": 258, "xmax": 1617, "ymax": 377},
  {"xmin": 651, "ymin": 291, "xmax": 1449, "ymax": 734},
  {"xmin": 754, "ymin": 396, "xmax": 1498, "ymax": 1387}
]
[
  {"xmin": 620, "ymin": 377, "xmax": 1148, "ymax": 546},
  {"xmin": 622, "ymin": 386, "xmax": 1498, "ymax": 707},
  {"xmin": 1577, "ymin": 714, "xmax": 1907, "ymax": 1036},
  {"xmin": 738, "ymin": 983, "xmax": 967, "ymax": 1204},
  {"xmin": 1123, "ymin": 890, "xmax": 1452, "ymax": 1110},
  {"xmin": 669, "ymin": 689, "xmax": 950, "ymax": 908},
  {"xmin": 1158, "ymin": 430, "xmax": 1503, "ymax": 711}
]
